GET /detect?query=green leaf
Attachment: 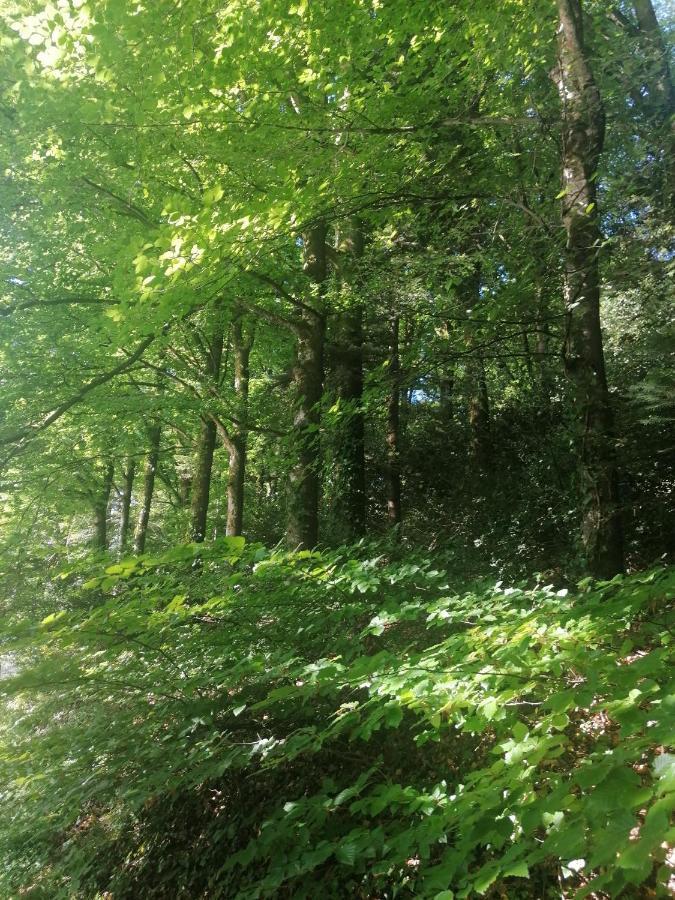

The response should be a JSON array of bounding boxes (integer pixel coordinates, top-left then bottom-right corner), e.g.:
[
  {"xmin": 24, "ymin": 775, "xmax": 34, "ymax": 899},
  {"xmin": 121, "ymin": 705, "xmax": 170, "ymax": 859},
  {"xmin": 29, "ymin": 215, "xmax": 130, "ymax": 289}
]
[
  {"xmin": 503, "ymin": 861, "xmax": 529, "ymax": 879},
  {"xmin": 512, "ymin": 721, "xmax": 528, "ymax": 742},
  {"xmin": 335, "ymin": 841, "xmax": 357, "ymax": 866},
  {"xmin": 473, "ymin": 862, "xmax": 499, "ymax": 894}
]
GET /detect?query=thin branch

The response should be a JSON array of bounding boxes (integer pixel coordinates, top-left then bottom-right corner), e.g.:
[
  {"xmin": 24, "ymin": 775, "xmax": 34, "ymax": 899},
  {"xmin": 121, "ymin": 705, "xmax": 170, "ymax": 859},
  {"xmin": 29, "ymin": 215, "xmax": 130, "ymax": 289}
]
[
  {"xmin": 171, "ymin": 143, "xmax": 204, "ymax": 194},
  {"xmin": 83, "ymin": 113, "xmax": 541, "ymax": 135},
  {"xmin": 80, "ymin": 176, "xmax": 156, "ymax": 227},
  {"xmin": 241, "ymin": 268, "xmax": 319, "ymax": 321},
  {"xmin": 0, "ymin": 334, "xmax": 155, "ymax": 457},
  {"xmin": 0, "ymin": 296, "xmax": 120, "ymax": 317}
]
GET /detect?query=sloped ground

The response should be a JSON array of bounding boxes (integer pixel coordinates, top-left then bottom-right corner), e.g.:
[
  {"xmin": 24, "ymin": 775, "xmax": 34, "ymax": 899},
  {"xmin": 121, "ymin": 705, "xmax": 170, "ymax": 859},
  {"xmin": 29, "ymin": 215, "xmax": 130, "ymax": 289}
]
[{"xmin": 1, "ymin": 541, "xmax": 673, "ymax": 898}]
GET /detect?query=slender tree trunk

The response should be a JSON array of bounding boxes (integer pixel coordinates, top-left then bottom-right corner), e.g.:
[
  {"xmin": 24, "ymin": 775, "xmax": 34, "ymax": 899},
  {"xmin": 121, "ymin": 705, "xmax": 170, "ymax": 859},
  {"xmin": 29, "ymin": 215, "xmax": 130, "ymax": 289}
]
[
  {"xmin": 533, "ymin": 278, "xmax": 554, "ymax": 402},
  {"xmin": 439, "ymin": 318, "xmax": 455, "ymax": 423},
  {"xmin": 462, "ymin": 267, "xmax": 491, "ymax": 468},
  {"xmin": 333, "ymin": 309, "xmax": 366, "ymax": 539},
  {"xmin": 436, "ymin": 315, "xmax": 456, "ymax": 422},
  {"xmin": 133, "ymin": 424, "xmax": 161, "ymax": 554},
  {"xmin": 190, "ymin": 303, "xmax": 225, "ymax": 542},
  {"xmin": 535, "ymin": 320, "xmax": 549, "ymax": 363},
  {"xmin": 333, "ymin": 221, "xmax": 367, "ymax": 541},
  {"xmin": 468, "ymin": 351, "xmax": 491, "ymax": 469},
  {"xmin": 190, "ymin": 420, "xmax": 217, "ymax": 542},
  {"xmin": 386, "ymin": 315, "xmax": 402, "ymax": 531},
  {"xmin": 555, "ymin": 0, "xmax": 624, "ymax": 577},
  {"xmin": 93, "ymin": 461, "xmax": 114, "ymax": 551},
  {"xmin": 286, "ymin": 223, "xmax": 327, "ymax": 550},
  {"xmin": 523, "ymin": 331, "xmax": 534, "ymax": 380},
  {"xmin": 226, "ymin": 438, "xmax": 246, "ymax": 537},
  {"xmin": 226, "ymin": 313, "xmax": 253, "ymax": 537},
  {"xmin": 287, "ymin": 313, "xmax": 324, "ymax": 548},
  {"xmin": 439, "ymin": 371, "xmax": 454, "ymax": 420},
  {"xmin": 119, "ymin": 457, "xmax": 135, "ymax": 550},
  {"xmin": 178, "ymin": 472, "xmax": 192, "ymax": 508}
]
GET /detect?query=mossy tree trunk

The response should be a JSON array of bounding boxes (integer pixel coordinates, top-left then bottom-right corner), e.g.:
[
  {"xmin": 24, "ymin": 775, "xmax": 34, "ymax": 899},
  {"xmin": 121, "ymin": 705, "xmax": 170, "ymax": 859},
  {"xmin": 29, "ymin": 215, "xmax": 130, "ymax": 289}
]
[
  {"xmin": 286, "ymin": 222, "xmax": 327, "ymax": 550},
  {"xmin": 555, "ymin": 0, "xmax": 624, "ymax": 576}
]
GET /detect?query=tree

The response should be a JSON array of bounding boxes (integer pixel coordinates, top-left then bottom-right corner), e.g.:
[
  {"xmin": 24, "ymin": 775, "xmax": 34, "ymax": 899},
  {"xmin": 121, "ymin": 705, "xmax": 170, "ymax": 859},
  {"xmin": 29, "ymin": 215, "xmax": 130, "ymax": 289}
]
[
  {"xmin": 133, "ymin": 424, "xmax": 161, "ymax": 555},
  {"xmin": 286, "ymin": 224, "xmax": 328, "ymax": 549},
  {"xmin": 190, "ymin": 301, "xmax": 226, "ymax": 543},
  {"xmin": 553, "ymin": 0, "xmax": 624, "ymax": 577},
  {"xmin": 330, "ymin": 221, "xmax": 367, "ymax": 540},
  {"xmin": 225, "ymin": 311, "xmax": 254, "ymax": 537}
]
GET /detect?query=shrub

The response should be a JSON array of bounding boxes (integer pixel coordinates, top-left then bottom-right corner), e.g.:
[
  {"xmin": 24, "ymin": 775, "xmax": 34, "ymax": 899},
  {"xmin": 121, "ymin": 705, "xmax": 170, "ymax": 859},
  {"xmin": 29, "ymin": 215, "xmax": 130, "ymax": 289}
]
[{"xmin": 1, "ymin": 541, "xmax": 673, "ymax": 898}]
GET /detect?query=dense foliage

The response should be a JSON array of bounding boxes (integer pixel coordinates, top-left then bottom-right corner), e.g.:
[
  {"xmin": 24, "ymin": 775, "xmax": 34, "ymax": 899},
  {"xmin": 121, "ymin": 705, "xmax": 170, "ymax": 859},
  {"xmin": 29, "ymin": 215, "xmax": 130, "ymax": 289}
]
[
  {"xmin": 0, "ymin": 543, "xmax": 673, "ymax": 897},
  {"xmin": 0, "ymin": 0, "xmax": 673, "ymax": 895}
]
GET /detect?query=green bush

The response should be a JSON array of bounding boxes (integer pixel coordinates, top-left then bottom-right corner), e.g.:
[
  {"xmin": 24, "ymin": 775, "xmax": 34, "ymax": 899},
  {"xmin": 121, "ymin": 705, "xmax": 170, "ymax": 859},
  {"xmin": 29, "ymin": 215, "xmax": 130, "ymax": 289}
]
[{"xmin": 1, "ymin": 541, "xmax": 673, "ymax": 898}]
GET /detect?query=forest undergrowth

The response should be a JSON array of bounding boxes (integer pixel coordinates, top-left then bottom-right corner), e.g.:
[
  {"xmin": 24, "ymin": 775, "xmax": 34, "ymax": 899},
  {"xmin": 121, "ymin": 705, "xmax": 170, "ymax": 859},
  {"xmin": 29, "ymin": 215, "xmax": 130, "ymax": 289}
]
[{"xmin": 1, "ymin": 540, "xmax": 673, "ymax": 899}]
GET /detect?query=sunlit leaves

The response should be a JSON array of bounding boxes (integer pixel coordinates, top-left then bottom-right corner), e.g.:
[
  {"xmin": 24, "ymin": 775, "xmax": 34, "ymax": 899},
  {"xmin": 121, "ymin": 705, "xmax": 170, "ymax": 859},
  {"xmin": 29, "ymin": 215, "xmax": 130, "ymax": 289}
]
[{"xmin": 0, "ymin": 546, "xmax": 672, "ymax": 897}]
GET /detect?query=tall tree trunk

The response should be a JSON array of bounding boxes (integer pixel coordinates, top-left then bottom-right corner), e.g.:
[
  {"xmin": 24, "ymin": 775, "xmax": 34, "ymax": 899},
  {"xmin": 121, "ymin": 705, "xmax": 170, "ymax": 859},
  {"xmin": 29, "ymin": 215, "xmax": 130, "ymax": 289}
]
[
  {"xmin": 190, "ymin": 420, "xmax": 217, "ymax": 542},
  {"xmin": 133, "ymin": 424, "xmax": 161, "ymax": 554},
  {"xmin": 468, "ymin": 351, "xmax": 491, "ymax": 469},
  {"xmin": 226, "ymin": 438, "xmax": 246, "ymax": 537},
  {"xmin": 462, "ymin": 266, "xmax": 491, "ymax": 468},
  {"xmin": 226, "ymin": 313, "xmax": 253, "ymax": 537},
  {"xmin": 523, "ymin": 331, "xmax": 534, "ymax": 380},
  {"xmin": 438, "ymin": 319, "xmax": 455, "ymax": 422},
  {"xmin": 555, "ymin": 0, "xmax": 624, "ymax": 577},
  {"xmin": 119, "ymin": 457, "xmax": 135, "ymax": 550},
  {"xmin": 386, "ymin": 314, "xmax": 402, "ymax": 531},
  {"xmin": 633, "ymin": 0, "xmax": 675, "ymax": 210},
  {"xmin": 533, "ymin": 278, "xmax": 554, "ymax": 403},
  {"xmin": 435, "ymin": 312, "xmax": 456, "ymax": 422},
  {"xmin": 439, "ymin": 371, "xmax": 454, "ymax": 421},
  {"xmin": 286, "ymin": 222, "xmax": 327, "ymax": 550},
  {"xmin": 633, "ymin": 0, "xmax": 675, "ymax": 118},
  {"xmin": 93, "ymin": 461, "xmax": 114, "ymax": 551},
  {"xmin": 190, "ymin": 303, "xmax": 225, "ymax": 542},
  {"xmin": 333, "ymin": 221, "xmax": 367, "ymax": 541}
]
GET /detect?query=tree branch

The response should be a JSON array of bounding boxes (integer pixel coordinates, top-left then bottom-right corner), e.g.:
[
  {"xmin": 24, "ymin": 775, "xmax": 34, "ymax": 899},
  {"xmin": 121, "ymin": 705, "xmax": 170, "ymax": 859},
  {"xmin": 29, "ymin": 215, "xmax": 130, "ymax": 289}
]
[
  {"xmin": 81, "ymin": 176, "xmax": 156, "ymax": 227},
  {"xmin": 0, "ymin": 296, "xmax": 120, "ymax": 317},
  {"xmin": 0, "ymin": 334, "xmax": 155, "ymax": 457}
]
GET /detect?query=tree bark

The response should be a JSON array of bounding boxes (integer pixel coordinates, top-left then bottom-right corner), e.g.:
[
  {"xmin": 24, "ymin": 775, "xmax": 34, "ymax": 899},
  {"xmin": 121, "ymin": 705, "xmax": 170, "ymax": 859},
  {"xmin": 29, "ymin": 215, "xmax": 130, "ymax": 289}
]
[
  {"xmin": 532, "ymin": 276, "xmax": 555, "ymax": 403},
  {"xmin": 555, "ymin": 0, "xmax": 624, "ymax": 577},
  {"xmin": 462, "ymin": 266, "xmax": 491, "ymax": 469},
  {"xmin": 119, "ymin": 457, "xmax": 135, "ymax": 550},
  {"xmin": 332, "ymin": 221, "xmax": 367, "ymax": 541},
  {"xmin": 438, "ymin": 317, "xmax": 455, "ymax": 423},
  {"xmin": 226, "ymin": 313, "xmax": 253, "ymax": 537},
  {"xmin": 190, "ymin": 420, "xmax": 217, "ymax": 542},
  {"xmin": 633, "ymin": 0, "xmax": 675, "ymax": 118},
  {"xmin": 133, "ymin": 424, "xmax": 161, "ymax": 554},
  {"xmin": 190, "ymin": 303, "xmax": 225, "ymax": 542},
  {"xmin": 93, "ymin": 461, "xmax": 114, "ymax": 551},
  {"xmin": 468, "ymin": 351, "xmax": 491, "ymax": 469},
  {"xmin": 286, "ymin": 222, "xmax": 327, "ymax": 550},
  {"xmin": 632, "ymin": 0, "xmax": 675, "ymax": 210},
  {"xmin": 439, "ymin": 370, "xmax": 454, "ymax": 421},
  {"xmin": 523, "ymin": 331, "xmax": 534, "ymax": 380},
  {"xmin": 386, "ymin": 314, "xmax": 402, "ymax": 532},
  {"xmin": 178, "ymin": 471, "xmax": 192, "ymax": 508},
  {"xmin": 226, "ymin": 438, "xmax": 246, "ymax": 537}
]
